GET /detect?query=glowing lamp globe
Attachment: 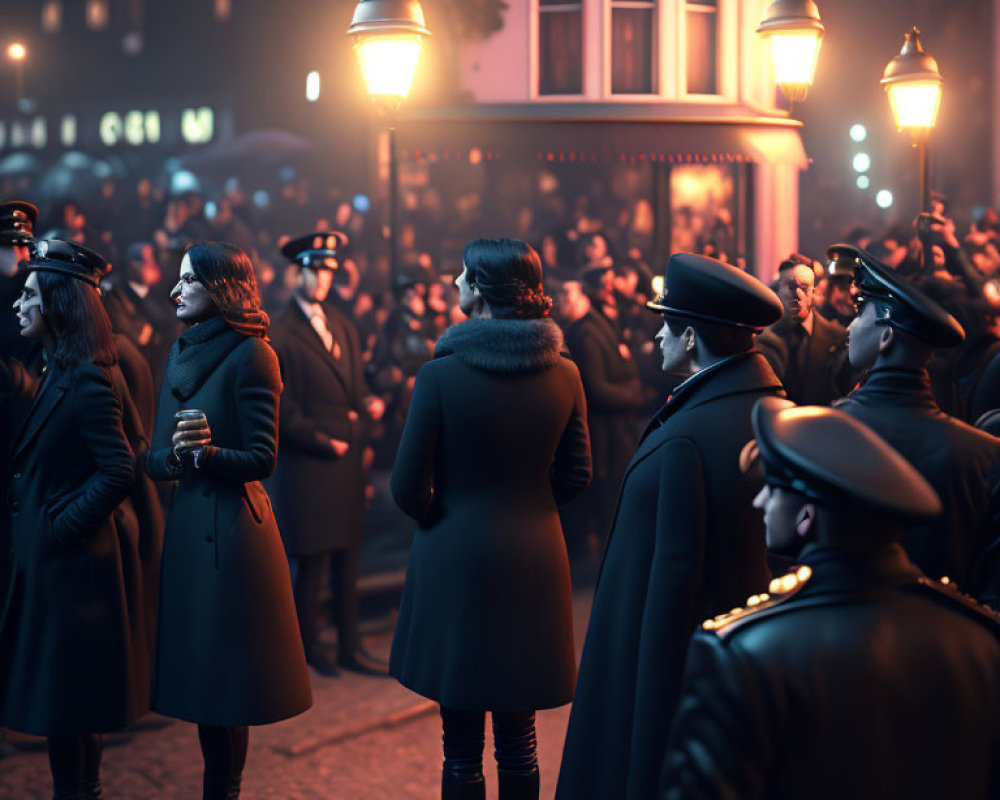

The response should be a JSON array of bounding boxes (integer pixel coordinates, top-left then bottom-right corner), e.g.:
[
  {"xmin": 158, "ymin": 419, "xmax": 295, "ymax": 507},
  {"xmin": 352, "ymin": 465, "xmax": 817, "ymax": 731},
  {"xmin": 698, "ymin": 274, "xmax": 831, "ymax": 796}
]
[
  {"xmin": 756, "ymin": 0, "xmax": 824, "ymax": 103},
  {"xmin": 881, "ymin": 27, "xmax": 942, "ymax": 138},
  {"xmin": 348, "ymin": 0, "xmax": 430, "ymax": 109},
  {"xmin": 7, "ymin": 43, "xmax": 26, "ymax": 62}
]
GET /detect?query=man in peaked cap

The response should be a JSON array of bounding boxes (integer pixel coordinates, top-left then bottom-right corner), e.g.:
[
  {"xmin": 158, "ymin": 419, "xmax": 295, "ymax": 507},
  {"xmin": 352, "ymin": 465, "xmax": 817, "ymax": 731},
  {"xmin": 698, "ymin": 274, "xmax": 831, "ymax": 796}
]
[
  {"xmin": 662, "ymin": 398, "xmax": 1000, "ymax": 800},
  {"xmin": 835, "ymin": 245, "xmax": 1000, "ymax": 610},
  {"xmin": 561, "ymin": 255, "xmax": 642, "ymax": 561},
  {"xmin": 267, "ymin": 232, "xmax": 384, "ymax": 676},
  {"xmin": 757, "ymin": 253, "xmax": 855, "ymax": 405},
  {"xmin": 557, "ymin": 253, "xmax": 785, "ymax": 800},
  {"xmin": 817, "ymin": 243, "xmax": 858, "ymax": 328},
  {"xmin": 0, "ymin": 202, "xmax": 40, "ymax": 367}
]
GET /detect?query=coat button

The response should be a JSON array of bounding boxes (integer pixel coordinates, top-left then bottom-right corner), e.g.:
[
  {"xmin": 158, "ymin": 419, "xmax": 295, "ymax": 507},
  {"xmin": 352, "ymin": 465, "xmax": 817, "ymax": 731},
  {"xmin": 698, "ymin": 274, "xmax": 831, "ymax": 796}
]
[
  {"xmin": 12, "ymin": 472, "xmax": 20, "ymax": 480},
  {"xmin": 10, "ymin": 501, "xmax": 18, "ymax": 512}
]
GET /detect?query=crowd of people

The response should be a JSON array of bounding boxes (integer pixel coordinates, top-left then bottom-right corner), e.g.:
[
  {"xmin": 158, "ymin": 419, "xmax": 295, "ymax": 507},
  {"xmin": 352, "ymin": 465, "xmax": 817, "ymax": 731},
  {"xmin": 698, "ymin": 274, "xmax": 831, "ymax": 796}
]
[{"xmin": 3, "ymin": 170, "xmax": 1000, "ymax": 800}]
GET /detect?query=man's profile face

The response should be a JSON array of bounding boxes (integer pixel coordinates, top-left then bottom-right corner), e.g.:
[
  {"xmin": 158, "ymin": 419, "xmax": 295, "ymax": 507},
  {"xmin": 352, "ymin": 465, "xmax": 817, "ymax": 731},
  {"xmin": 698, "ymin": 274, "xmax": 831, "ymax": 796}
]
[
  {"xmin": 847, "ymin": 299, "xmax": 883, "ymax": 370},
  {"xmin": 655, "ymin": 318, "xmax": 691, "ymax": 373},
  {"xmin": 778, "ymin": 264, "xmax": 814, "ymax": 322},
  {"xmin": 754, "ymin": 484, "xmax": 807, "ymax": 552}
]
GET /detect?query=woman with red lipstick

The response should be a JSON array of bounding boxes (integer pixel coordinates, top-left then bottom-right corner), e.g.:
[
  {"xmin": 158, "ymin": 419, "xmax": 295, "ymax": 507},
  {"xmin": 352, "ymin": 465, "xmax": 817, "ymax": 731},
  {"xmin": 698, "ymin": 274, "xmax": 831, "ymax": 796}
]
[{"xmin": 147, "ymin": 242, "xmax": 311, "ymax": 800}]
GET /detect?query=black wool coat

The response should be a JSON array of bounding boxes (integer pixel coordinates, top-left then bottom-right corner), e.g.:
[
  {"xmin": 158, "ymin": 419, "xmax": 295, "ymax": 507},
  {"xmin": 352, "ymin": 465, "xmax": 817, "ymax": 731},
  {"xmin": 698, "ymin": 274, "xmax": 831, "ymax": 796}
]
[
  {"xmin": 757, "ymin": 311, "xmax": 853, "ymax": 405},
  {"xmin": 389, "ymin": 318, "xmax": 592, "ymax": 711},
  {"xmin": 663, "ymin": 544, "xmax": 1000, "ymax": 800},
  {"xmin": 146, "ymin": 317, "xmax": 312, "ymax": 726},
  {"xmin": 563, "ymin": 309, "xmax": 642, "ymax": 482},
  {"xmin": 0, "ymin": 362, "xmax": 146, "ymax": 736},
  {"xmin": 836, "ymin": 368, "xmax": 1000, "ymax": 607},
  {"xmin": 556, "ymin": 351, "xmax": 784, "ymax": 800},
  {"xmin": 267, "ymin": 300, "xmax": 366, "ymax": 555}
]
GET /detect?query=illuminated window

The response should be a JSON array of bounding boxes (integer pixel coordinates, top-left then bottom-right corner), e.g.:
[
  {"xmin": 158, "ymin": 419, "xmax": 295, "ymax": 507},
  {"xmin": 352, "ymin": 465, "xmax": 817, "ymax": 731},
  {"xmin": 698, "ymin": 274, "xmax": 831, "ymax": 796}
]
[
  {"xmin": 612, "ymin": 0, "xmax": 656, "ymax": 94},
  {"xmin": 686, "ymin": 0, "xmax": 718, "ymax": 95},
  {"xmin": 42, "ymin": 0, "xmax": 62, "ymax": 33},
  {"xmin": 182, "ymin": 107, "xmax": 215, "ymax": 145},
  {"xmin": 538, "ymin": 0, "xmax": 583, "ymax": 95},
  {"xmin": 61, "ymin": 115, "xmax": 77, "ymax": 148},
  {"xmin": 86, "ymin": 0, "xmax": 109, "ymax": 30}
]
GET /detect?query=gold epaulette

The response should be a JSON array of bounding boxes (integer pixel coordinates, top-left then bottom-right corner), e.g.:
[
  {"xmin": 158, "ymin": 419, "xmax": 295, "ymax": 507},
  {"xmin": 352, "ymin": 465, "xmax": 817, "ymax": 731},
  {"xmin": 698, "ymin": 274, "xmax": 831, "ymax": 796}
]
[
  {"xmin": 702, "ymin": 565, "xmax": 813, "ymax": 635},
  {"xmin": 915, "ymin": 576, "xmax": 1000, "ymax": 630}
]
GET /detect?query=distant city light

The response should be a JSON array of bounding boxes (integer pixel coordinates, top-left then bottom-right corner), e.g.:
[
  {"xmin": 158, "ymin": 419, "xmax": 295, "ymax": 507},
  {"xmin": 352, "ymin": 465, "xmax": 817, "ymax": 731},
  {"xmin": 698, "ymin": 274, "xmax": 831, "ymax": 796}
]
[
  {"xmin": 469, "ymin": 147, "xmax": 483, "ymax": 165},
  {"xmin": 876, "ymin": 190, "xmax": 894, "ymax": 209},
  {"xmin": 85, "ymin": 0, "xmax": 109, "ymax": 30},
  {"xmin": 280, "ymin": 166, "xmax": 297, "ymax": 182},
  {"xmin": 204, "ymin": 202, "xmax": 218, "ymax": 220},
  {"xmin": 93, "ymin": 161, "xmax": 113, "ymax": 180},
  {"xmin": 60, "ymin": 115, "xmax": 77, "ymax": 148},
  {"xmin": 171, "ymin": 171, "xmax": 201, "ymax": 195},
  {"xmin": 849, "ymin": 124, "xmax": 867, "ymax": 142},
  {"xmin": 856, "ymin": 175, "xmax": 870, "ymax": 190},
  {"xmin": 353, "ymin": 194, "xmax": 371, "ymax": 213},
  {"xmin": 253, "ymin": 190, "xmax": 270, "ymax": 208},
  {"xmin": 852, "ymin": 153, "xmax": 871, "ymax": 173},
  {"xmin": 42, "ymin": 1, "xmax": 62, "ymax": 33},
  {"xmin": 7, "ymin": 43, "xmax": 26, "ymax": 62},
  {"xmin": 306, "ymin": 71, "xmax": 321, "ymax": 103}
]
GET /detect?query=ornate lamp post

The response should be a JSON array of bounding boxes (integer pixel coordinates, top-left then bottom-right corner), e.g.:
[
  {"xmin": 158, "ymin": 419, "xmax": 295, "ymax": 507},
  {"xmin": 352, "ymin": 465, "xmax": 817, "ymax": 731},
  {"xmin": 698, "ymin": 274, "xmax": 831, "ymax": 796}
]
[
  {"xmin": 881, "ymin": 27, "xmax": 943, "ymax": 213},
  {"xmin": 756, "ymin": 0, "xmax": 825, "ymax": 110},
  {"xmin": 348, "ymin": 0, "xmax": 431, "ymax": 282}
]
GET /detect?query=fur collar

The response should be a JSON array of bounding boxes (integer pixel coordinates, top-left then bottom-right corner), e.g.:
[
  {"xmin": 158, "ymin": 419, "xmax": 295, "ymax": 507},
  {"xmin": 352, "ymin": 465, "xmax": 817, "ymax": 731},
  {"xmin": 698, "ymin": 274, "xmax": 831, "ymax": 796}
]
[{"xmin": 434, "ymin": 317, "xmax": 565, "ymax": 373}]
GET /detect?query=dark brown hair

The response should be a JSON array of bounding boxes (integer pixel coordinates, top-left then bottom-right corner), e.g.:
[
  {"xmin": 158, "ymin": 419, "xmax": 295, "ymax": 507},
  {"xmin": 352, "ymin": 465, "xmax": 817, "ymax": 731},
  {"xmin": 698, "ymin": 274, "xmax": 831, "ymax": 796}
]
[
  {"xmin": 462, "ymin": 238, "xmax": 553, "ymax": 320},
  {"xmin": 665, "ymin": 316, "xmax": 755, "ymax": 357},
  {"xmin": 186, "ymin": 242, "xmax": 269, "ymax": 337},
  {"xmin": 35, "ymin": 270, "xmax": 117, "ymax": 369}
]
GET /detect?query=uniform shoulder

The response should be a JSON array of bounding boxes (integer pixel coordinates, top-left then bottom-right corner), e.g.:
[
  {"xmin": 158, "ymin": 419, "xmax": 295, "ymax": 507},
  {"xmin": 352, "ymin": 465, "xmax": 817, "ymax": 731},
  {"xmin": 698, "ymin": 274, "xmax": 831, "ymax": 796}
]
[
  {"xmin": 909, "ymin": 576, "xmax": 1000, "ymax": 635},
  {"xmin": 702, "ymin": 565, "xmax": 814, "ymax": 641}
]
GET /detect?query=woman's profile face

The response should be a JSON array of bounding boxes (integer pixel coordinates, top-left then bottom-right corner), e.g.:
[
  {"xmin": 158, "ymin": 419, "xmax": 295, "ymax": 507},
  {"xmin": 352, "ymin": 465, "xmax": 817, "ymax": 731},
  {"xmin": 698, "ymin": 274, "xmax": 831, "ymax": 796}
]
[
  {"xmin": 172, "ymin": 253, "xmax": 215, "ymax": 325},
  {"xmin": 455, "ymin": 264, "xmax": 478, "ymax": 317},
  {"xmin": 13, "ymin": 271, "xmax": 47, "ymax": 340}
]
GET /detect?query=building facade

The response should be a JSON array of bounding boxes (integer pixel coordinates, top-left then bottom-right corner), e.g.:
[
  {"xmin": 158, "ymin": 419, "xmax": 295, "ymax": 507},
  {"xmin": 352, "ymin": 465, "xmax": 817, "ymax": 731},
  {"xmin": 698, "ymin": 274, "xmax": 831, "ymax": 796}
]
[{"xmin": 397, "ymin": 0, "xmax": 806, "ymax": 278}]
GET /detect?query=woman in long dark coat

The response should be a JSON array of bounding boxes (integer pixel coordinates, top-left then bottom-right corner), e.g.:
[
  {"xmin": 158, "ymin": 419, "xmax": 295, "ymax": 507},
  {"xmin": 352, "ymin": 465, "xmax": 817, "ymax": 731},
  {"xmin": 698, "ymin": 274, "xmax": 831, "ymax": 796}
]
[
  {"xmin": 2, "ymin": 241, "xmax": 144, "ymax": 800},
  {"xmin": 146, "ymin": 242, "xmax": 312, "ymax": 800},
  {"xmin": 390, "ymin": 238, "xmax": 592, "ymax": 800}
]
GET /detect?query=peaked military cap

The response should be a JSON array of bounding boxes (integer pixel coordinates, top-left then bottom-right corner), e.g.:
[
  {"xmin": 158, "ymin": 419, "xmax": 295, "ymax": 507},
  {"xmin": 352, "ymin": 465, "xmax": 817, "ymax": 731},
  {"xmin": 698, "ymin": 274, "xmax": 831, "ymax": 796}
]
[
  {"xmin": 752, "ymin": 396, "xmax": 941, "ymax": 519},
  {"xmin": 647, "ymin": 252, "xmax": 783, "ymax": 331},
  {"xmin": 0, "ymin": 200, "xmax": 37, "ymax": 246},
  {"xmin": 27, "ymin": 239, "xmax": 109, "ymax": 288},
  {"xmin": 840, "ymin": 243, "xmax": 965, "ymax": 348},
  {"xmin": 825, "ymin": 243, "xmax": 860, "ymax": 279},
  {"xmin": 281, "ymin": 231, "xmax": 349, "ymax": 271}
]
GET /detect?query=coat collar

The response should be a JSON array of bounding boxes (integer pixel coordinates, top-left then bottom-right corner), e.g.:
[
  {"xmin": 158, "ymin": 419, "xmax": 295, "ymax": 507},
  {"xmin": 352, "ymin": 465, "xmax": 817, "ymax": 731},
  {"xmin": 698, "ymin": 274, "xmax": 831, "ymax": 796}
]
[
  {"xmin": 795, "ymin": 541, "xmax": 923, "ymax": 597},
  {"xmin": 844, "ymin": 366, "xmax": 938, "ymax": 411},
  {"xmin": 643, "ymin": 351, "xmax": 784, "ymax": 439},
  {"xmin": 434, "ymin": 317, "xmax": 565, "ymax": 373},
  {"xmin": 11, "ymin": 365, "xmax": 72, "ymax": 460},
  {"xmin": 621, "ymin": 351, "xmax": 784, "ymax": 482}
]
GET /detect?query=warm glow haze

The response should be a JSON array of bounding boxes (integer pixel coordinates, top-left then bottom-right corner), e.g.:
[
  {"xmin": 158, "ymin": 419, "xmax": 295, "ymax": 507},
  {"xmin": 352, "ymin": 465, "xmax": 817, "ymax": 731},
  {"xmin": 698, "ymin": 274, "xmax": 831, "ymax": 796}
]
[
  {"xmin": 886, "ymin": 81, "xmax": 942, "ymax": 131},
  {"xmin": 7, "ymin": 43, "xmax": 26, "ymax": 62},
  {"xmin": 355, "ymin": 36, "xmax": 423, "ymax": 103}
]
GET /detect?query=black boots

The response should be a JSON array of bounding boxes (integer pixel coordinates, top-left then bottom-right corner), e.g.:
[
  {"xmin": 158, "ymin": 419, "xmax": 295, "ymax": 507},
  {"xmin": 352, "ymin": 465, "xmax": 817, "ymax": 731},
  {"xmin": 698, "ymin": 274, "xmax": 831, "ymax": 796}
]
[
  {"xmin": 441, "ymin": 769, "xmax": 486, "ymax": 800},
  {"xmin": 80, "ymin": 780, "xmax": 105, "ymax": 799}
]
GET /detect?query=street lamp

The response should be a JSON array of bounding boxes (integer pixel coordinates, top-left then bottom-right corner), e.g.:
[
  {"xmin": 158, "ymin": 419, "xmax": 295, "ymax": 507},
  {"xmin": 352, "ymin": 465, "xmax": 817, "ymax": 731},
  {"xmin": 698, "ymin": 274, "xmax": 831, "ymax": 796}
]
[
  {"xmin": 881, "ymin": 27, "xmax": 943, "ymax": 212},
  {"xmin": 348, "ymin": 0, "xmax": 430, "ymax": 283},
  {"xmin": 756, "ymin": 0, "xmax": 824, "ymax": 108}
]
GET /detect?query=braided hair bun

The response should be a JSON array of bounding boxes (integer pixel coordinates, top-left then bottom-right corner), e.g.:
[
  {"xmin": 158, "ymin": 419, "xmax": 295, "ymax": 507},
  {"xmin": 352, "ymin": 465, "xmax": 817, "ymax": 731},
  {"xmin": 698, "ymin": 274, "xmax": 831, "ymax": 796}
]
[{"xmin": 462, "ymin": 238, "xmax": 553, "ymax": 320}]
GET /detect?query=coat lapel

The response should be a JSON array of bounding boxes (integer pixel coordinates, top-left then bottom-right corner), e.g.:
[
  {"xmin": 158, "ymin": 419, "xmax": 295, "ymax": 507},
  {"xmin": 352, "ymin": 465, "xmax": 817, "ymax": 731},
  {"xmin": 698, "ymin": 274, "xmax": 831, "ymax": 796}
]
[
  {"xmin": 11, "ymin": 368, "xmax": 70, "ymax": 460},
  {"xmin": 286, "ymin": 302, "xmax": 352, "ymax": 395}
]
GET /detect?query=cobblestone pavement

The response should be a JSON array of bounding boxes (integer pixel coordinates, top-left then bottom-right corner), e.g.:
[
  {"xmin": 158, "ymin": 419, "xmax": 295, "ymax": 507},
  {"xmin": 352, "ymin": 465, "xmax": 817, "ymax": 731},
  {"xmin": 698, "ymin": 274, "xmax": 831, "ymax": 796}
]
[{"xmin": 0, "ymin": 591, "xmax": 593, "ymax": 800}]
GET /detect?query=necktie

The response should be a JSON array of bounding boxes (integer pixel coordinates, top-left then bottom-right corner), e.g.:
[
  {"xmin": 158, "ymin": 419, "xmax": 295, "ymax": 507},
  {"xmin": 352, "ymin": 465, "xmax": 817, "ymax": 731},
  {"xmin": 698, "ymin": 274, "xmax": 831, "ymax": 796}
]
[{"xmin": 309, "ymin": 305, "xmax": 335, "ymax": 353}]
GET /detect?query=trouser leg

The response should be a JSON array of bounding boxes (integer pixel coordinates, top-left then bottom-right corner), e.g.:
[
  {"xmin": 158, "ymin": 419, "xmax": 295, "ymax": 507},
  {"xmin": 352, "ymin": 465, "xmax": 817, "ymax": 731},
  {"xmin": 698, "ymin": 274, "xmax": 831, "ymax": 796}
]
[
  {"xmin": 440, "ymin": 706, "xmax": 486, "ymax": 800},
  {"xmin": 47, "ymin": 735, "xmax": 84, "ymax": 800},
  {"xmin": 330, "ymin": 545, "xmax": 361, "ymax": 661},
  {"xmin": 198, "ymin": 724, "xmax": 249, "ymax": 800},
  {"xmin": 293, "ymin": 552, "xmax": 330, "ymax": 656},
  {"xmin": 493, "ymin": 710, "xmax": 540, "ymax": 800}
]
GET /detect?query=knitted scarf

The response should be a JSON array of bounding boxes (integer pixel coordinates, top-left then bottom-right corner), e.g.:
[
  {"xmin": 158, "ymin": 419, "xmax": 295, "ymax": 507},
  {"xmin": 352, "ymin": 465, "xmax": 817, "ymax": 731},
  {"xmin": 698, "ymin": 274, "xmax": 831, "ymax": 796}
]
[{"xmin": 167, "ymin": 315, "xmax": 247, "ymax": 401}]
